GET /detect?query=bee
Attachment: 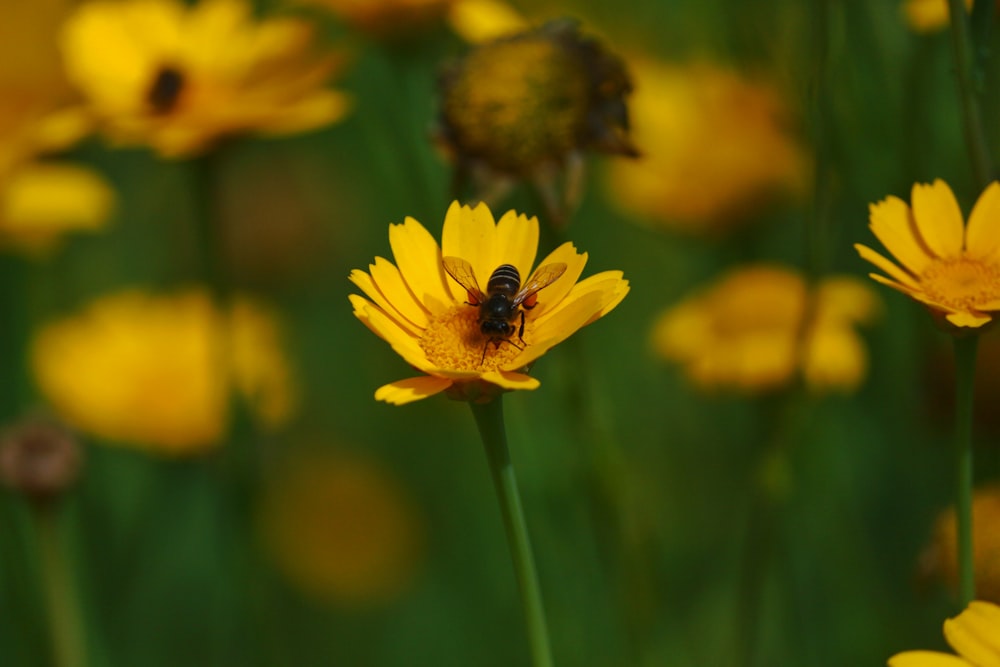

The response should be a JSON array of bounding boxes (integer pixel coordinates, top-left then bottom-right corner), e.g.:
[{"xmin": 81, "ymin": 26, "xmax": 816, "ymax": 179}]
[{"xmin": 443, "ymin": 256, "xmax": 567, "ymax": 363}]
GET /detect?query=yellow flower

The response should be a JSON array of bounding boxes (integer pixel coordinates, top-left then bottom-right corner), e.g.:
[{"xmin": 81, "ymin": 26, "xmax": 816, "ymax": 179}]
[
  {"xmin": 0, "ymin": 0, "xmax": 113, "ymax": 253},
  {"xmin": 652, "ymin": 265, "xmax": 879, "ymax": 394},
  {"xmin": 61, "ymin": 0, "xmax": 350, "ymax": 158},
  {"xmin": 1, "ymin": 163, "xmax": 114, "ymax": 254},
  {"xmin": 349, "ymin": 201, "xmax": 629, "ymax": 404},
  {"xmin": 257, "ymin": 448, "xmax": 424, "ymax": 606},
  {"xmin": 855, "ymin": 180, "xmax": 1000, "ymax": 330},
  {"xmin": 604, "ymin": 59, "xmax": 809, "ymax": 234},
  {"xmin": 920, "ymin": 485, "xmax": 1000, "ymax": 604},
  {"xmin": 31, "ymin": 289, "xmax": 297, "ymax": 455},
  {"xmin": 903, "ymin": 0, "xmax": 972, "ymax": 33},
  {"xmin": 888, "ymin": 601, "xmax": 1000, "ymax": 666}
]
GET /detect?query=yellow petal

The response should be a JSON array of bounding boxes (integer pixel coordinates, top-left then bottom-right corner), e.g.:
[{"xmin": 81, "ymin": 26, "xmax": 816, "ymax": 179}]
[
  {"xmin": 944, "ymin": 601, "xmax": 1000, "ymax": 664},
  {"xmin": 512, "ymin": 291, "xmax": 604, "ymax": 368},
  {"xmin": 855, "ymin": 243, "xmax": 920, "ymax": 289},
  {"xmin": 367, "ymin": 257, "xmax": 431, "ymax": 329},
  {"xmin": 912, "ymin": 180, "xmax": 965, "ymax": 260},
  {"xmin": 349, "ymin": 295, "xmax": 432, "ymax": 370},
  {"xmin": 527, "ymin": 242, "xmax": 588, "ymax": 319},
  {"xmin": 447, "ymin": 0, "xmax": 528, "ymax": 43},
  {"xmin": 388, "ymin": 216, "xmax": 454, "ymax": 314},
  {"xmin": 479, "ymin": 370, "xmax": 540, "ymax": 391},
  {"xmin": 492, "ymin": 209, "xmax": 539, "ymax": 286},
  {"xmin": 440, "ymin": 201, "xmax": 496, "ymax": 296},
  {"xmin": 868, "ymin": 196, "xmax": 932, "ymax": 275},
  {"xmin": 255, "ymin": 90, "xmax": 352, "ymax": 136},
  {"xmin": 965, "ymin": 182, "xmax": 1000, "ymax": 261},
  {"xmin": 888, "ymin": 650, "xmax": 975, "ymax": 667},
  {"xmin": 2, "ymin": 163, "xmax": 114, "ymax": 254},
  {"xmin": 945, "ymin": 310, "xmax": 993, "ymax": 328},
  {"xmin": 348, "ymin": 268, "xmax": 423, "ymax": 337},
  {"xmin": 374, "ymin": 376, "xmax": 452, "ymax": 404},
  {"xmin": 581, "ymin": 271, "xmax": 630, "ymax": 324}
]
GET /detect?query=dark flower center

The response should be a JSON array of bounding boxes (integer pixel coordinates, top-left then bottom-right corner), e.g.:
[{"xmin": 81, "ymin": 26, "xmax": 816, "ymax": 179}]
[{"xmin": 148, "ymin": 66, "xmax": 185, "ymax": 113}]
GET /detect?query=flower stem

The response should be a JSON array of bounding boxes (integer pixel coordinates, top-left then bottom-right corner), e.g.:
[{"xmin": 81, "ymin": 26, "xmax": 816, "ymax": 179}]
[
  {"xmin": 947, "ymin": 0, "xmax": 994, "ymax": 188},
  {"xmin": 952, "ymin": 334, "xmax": 978, "ymax": 607},
  {"xmin": 34, "ymin": 507, "xmax": 86, "ymax": 667},
  {"xmin": 469, "ymin": 398, "xmax": 554, "ymax": 667}
]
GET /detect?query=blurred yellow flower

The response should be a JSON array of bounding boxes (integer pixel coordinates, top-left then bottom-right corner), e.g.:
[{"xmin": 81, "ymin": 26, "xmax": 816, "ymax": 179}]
[
  {"xmin": 604, "ymin": 59, "xmax": 809, "ymax": 234},
  {"xmin": 0, "ymin": 0, "xmax": 113, "ymax": 253},
  {"xmin": 855, "ymin": 180, "xmax": 1000, "ymax": 330},
  {"xmin": 921, "ymin": 485, "xmax": 1000, "ymax": 604},
  {"xmin": 349, "ymin": 201, "xmax": 629, "ymax": 404},
  {"xmin": 31, "ymin": 289, "xmax": 297, "ymax": 455},
  {"xmin": 257, "ymin": 448, "xmax": 424, "ymax": 606},
  {"xmin": 652, "ymin": 265, "xmax": 880, "ymax": 394},
  {"xmin": 436, "ymin": 20, "xmax": 636, "ymax": 221},
  {"xmin": 61, "ymin": 0, "xmax": 350, "ymax": 158},
  {"xmin": 888, "ymin": 601, "xmax": 1000, "ymax": 666},
  {"xmin": 0, "ymin": 163, "xmax": 114, "ymax": 254},
  {"xmin": 903, "ymin": 0, "xmax": 971, "ymax": 33}
]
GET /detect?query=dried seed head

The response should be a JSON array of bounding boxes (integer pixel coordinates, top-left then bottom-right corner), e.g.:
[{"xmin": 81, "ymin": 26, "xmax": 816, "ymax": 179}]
[
  {"xmin": 0, "ymin": 418, "xmax": 83, "ymax": 506},
  {"xmin": 435, "ymin": 19, "xmax": 636, "ymax": 219}
]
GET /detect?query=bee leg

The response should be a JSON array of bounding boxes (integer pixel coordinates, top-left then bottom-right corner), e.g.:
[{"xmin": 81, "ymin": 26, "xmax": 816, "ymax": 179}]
[{"xmin": 518, "ymin": 310, "xmax": 526, "ymax": 346}]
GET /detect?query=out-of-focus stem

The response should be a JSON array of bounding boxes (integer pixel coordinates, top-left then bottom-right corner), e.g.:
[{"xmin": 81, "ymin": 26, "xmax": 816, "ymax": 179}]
[
  {"xmin": 947, "ymin": 0, "xmax": 994, "ymax": 188},
  {"xmin": 35, "ymin": 508, "xmax": 86, "ymax": 667},
  {"xmin": 952, "ymin": 335, "xmax": 978, "ymax": 607}
]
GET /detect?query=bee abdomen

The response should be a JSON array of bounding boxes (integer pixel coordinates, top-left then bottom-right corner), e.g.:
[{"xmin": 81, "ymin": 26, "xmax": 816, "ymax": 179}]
[{"xmin": 487, "ymin": 264, "xmax": 521, "ymax": 292}]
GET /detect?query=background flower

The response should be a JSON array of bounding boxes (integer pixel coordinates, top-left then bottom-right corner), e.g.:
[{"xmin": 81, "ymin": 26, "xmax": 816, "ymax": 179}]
[
  {"xmin": 604, "ymin": 58, "xmax": 809, "ymax": 235},
  {"xmin": 651, "ymin": 265, "xmax": 880, "ymax": 394},
  {"xmin": 61, "ymin": 0, "xmax": 350, "ymax": 157},
  {"xmin": 30, "ymin": 289, "xmax": 297, "ymax": 454},
  {"xmin": 256, "ymin": 447, "xmax": 425, "ymax": 606},
  {"xmin": 0, "ymin": 0, "xmax": 113, "ymax": 253}
]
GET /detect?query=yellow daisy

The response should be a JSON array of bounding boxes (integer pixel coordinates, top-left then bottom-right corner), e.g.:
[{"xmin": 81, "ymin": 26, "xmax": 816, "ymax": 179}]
[
  {"xmin": 61, "ymin": 0, "xmax": 350, "ymax": 158},
  {"xmin": 855, "ymin": 179, "xmax": 1000, "ymax": 330},
  {"xmin": 651, "ymin": 264, "xmax": 879, "ymax": 394},
  {"xmin": 31, "ymin": 289, "xmax": 298, "ymax": 454},
  {"xmin": 889, "ymin": 600, "xmax": 1000, "ymax": 666},
  {"xmin": 349, "ymin": 201, "xmax": 629, "ymax": 404}
]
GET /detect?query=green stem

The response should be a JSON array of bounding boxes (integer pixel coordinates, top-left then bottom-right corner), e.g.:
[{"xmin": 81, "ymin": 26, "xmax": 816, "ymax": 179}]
[
  {"xmin": 947, "ymin": 0, "xmax": 994, "ymax": 188},
  {"xmin": 469, "ymin": 398, "xmax": 554, "ymax": 667},
  {"xmin": 952, "ymin": 335, "xmax": 978, "ymax": 607},
  {"xmin": 34, "ymin": 507, "xmax": 86, "ymax": 667}
]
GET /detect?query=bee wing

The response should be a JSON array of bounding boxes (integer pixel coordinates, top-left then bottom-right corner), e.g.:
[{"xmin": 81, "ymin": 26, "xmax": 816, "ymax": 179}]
[
  {"xmin": 442, "ymin": 256, "xmax": 485, "ymax": 300},
  {"xmin": 513, "ymin": 262, "xmax": 568, "ymax": 306}
]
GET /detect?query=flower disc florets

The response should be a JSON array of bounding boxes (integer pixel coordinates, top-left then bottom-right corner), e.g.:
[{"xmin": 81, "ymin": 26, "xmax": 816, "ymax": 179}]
[{"xmin": 349, "ymin": 201, "xmax": 629, "ymax": 404}]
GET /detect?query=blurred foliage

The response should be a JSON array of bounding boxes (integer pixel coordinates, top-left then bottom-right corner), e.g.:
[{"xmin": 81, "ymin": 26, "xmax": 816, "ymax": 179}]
[{"xmin": 2, "ymin": 0, "xmax": 1000, "ymax": 666}]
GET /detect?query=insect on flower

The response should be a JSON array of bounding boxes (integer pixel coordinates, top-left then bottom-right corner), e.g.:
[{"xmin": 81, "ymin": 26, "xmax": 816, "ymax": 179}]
[{"xmin": 442, "ymin": 256, "xmax": 567, "ymax": 363}]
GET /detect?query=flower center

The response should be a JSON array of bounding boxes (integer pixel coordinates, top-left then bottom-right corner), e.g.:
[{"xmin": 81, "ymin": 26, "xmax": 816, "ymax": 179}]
[
  {"xmin": 419, "ymin": 304, "xmax": 531, "ymax": 372},
  {"xmin": 920, "ymin": 257, "xmax": 1000, "ymax": 310},
  {"xmin": 148, "ymin": 66, "xmax": 185, "ymax": 114}
]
